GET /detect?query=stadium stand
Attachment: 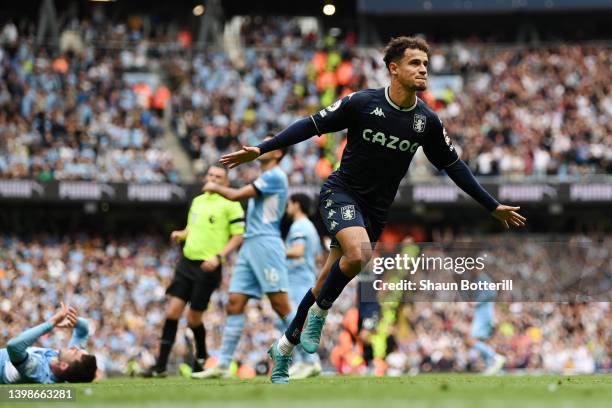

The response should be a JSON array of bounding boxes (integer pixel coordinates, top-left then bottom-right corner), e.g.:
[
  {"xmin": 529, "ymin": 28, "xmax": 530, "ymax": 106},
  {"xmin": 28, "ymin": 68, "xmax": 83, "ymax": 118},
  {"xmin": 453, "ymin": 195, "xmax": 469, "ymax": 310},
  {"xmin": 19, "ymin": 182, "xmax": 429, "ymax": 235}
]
[
  {"xmin": 0, "ymin": 20, "xmax": 178, "ymax": 183},
  {"xmin": 0, "ymin": 233, "xmax": 609, "ymax": 376},
  {"xmin": 0, "ymin": 14, "xmax": 610, "ymax": 379},
  {"xmin": 171, "ymin": 20, "xmax": 611, "ymax": 182}
]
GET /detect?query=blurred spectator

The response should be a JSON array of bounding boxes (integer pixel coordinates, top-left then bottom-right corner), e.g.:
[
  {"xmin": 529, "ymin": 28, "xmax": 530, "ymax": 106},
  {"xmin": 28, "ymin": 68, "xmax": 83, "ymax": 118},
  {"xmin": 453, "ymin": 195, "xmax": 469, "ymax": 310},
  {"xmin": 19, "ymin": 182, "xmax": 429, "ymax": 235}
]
[
  {"xmin": 2, "ymin": 17, "xmax": 609, "ymax": 184},
  {"xmin": 173, "ymin": 19, "xmax": 611, "ymax": 183},
  {"xmin": 0, "ymin": 232, "xmax": 609, "ymax": 376},
  {"xmin": 0, "ymin": 20, "xmax": 179, "ymax": 183}
]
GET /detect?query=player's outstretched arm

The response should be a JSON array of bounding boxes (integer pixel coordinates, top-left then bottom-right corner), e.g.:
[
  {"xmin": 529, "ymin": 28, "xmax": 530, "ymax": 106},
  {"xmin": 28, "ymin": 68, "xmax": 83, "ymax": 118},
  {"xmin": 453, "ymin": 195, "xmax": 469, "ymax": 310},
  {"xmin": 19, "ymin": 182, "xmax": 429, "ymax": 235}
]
[
  {"xmin": 219, "ymin": 117, "xmax": 318, "ymax": 168},
  {"xmin": 444, "ymin": 160, "xmax": 526, "ymax": 228},
  {"xmin": 203, "ymin": 182, "xmax": 257, "ymax": 201}
]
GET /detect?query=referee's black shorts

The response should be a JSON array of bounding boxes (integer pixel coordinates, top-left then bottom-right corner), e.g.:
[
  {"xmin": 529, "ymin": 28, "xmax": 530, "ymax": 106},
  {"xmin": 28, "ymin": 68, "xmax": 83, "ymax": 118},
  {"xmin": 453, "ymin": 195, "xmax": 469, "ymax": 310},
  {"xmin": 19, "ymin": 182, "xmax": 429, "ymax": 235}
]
[{"xmin": 166, "ymin": 255, "xmax": 222, "ymax": 311}]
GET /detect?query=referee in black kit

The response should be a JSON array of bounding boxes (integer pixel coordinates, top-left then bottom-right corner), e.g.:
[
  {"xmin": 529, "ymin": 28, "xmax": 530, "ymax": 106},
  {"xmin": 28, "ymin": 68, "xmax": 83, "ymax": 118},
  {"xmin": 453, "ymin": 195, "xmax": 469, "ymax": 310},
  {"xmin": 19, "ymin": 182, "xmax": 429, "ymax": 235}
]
[{"xmin": 143, "ymin": 165, "xmax": 245, "ymax": 377}]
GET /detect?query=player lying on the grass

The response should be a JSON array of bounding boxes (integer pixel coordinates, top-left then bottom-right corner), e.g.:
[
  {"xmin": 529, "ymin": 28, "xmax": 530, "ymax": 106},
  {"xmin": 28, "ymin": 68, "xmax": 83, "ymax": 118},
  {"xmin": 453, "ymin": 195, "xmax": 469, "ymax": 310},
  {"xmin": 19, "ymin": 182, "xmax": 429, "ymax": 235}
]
[
  {"xmin": 220, "ymin": 36, "xmax": 527, "ymax": 383},
  {"xmin": 192, "ymin": 136, "xmax": 295, "ymax": 380},
  {"xmin": 0, "ymin": 303, "xmax": 97, "ymax": 383}
]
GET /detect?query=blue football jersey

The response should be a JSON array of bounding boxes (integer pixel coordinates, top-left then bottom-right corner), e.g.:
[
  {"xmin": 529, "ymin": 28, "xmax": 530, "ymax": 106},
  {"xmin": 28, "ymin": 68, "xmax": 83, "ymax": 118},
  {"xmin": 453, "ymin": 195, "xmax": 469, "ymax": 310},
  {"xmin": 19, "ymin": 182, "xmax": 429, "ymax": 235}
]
[
  {"xmin": 286, "ymin": 217, "xmax": 321, "ymax": 286},
  {"xmin": 0, "ymin": 347, "xmax": 58, "ymax": 384},
  {"xmin": 0, "ymin": 318, "xmax": 90, "ymax": 384},
  {"xmin": 246, "ymin": 166, "xmax": 289, "ymax": 238}
]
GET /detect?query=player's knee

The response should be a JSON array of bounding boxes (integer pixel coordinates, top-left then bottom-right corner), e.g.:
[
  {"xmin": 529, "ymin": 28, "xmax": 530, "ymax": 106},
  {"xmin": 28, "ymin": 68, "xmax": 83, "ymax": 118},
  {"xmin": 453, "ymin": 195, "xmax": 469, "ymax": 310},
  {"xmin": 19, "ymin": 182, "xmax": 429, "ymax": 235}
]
[
  {"xmin": 186, "ymin": 311, "xmax": 203, "ymax": 327},
  {"xmin": 269, "ymin": 297, "xmax": 290, "ymax": 316},
  {"xmin": 165, "ymin": 304, "xmax": 184, "ymax": 320},
  {"xmin": 342, "ymin": 246, "xmax": 372, "ymax": 274},
  {"xmin": 226, "ymin": 297, "xmax": 245, "ymax": 315}
]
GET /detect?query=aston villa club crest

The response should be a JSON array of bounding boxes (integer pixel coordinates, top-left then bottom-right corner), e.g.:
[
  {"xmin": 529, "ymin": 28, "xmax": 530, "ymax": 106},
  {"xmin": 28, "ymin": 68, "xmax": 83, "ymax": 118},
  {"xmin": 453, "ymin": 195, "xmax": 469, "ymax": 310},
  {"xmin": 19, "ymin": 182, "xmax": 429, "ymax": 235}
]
[
  {"xmin": 413, "ymin": 114, "xmax": 427, "ymax": 133},
  {"xmin": 341, "ymin": 205, "xmax": 356, "ymax": 220}
]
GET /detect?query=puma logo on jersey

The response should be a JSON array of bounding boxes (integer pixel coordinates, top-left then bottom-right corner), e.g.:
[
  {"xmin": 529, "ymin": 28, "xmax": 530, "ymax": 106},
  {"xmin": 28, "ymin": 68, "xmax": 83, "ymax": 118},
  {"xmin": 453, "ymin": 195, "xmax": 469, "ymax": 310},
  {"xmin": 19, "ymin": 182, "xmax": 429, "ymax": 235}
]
[
  {"xmin": 362, "ymin": 128, "xmax": 420, "ymax": 152},
  {"xmin": 370, "ymin": 107, "xmax": 385, "ymax": 117}
]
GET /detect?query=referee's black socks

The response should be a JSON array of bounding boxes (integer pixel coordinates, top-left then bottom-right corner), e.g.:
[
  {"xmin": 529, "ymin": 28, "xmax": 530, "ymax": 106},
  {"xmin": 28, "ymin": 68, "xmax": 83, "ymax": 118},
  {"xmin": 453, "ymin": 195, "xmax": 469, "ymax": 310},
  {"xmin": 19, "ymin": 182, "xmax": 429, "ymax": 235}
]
[
  {"xmin": 189, "ymin": 323, "xmax": 208, "ymax": 361},
  {"xmin": 157, "ymin": 318, "xmax": 178, "ymax": 370}
]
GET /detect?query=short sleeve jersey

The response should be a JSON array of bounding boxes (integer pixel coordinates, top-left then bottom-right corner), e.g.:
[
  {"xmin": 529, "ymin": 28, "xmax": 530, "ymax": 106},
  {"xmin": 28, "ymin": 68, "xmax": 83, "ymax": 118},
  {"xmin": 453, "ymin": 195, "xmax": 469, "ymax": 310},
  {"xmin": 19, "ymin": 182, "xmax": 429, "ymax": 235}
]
[
  {"xmin": 285, "ymin": 217, "xmax": 321, "ymax": 285},
  {"xmin": 183, "ymin": 193, "xmax": 245, "ymax": 261},
  {"xmin": 246, "ymin": 166, "xmax": 289, "ymax": 238}
]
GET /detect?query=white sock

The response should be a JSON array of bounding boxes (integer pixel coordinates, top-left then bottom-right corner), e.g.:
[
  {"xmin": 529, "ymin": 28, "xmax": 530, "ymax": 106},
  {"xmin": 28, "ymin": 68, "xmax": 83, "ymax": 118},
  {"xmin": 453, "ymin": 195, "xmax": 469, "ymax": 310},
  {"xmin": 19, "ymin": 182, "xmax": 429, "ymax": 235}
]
[
  {"xmin": 277, "ymin": 334, "xmax": 295, "ymax": 356},
  {"xmin": 310, "ymin": 303, "xmax": 328, "ymax": 318}
]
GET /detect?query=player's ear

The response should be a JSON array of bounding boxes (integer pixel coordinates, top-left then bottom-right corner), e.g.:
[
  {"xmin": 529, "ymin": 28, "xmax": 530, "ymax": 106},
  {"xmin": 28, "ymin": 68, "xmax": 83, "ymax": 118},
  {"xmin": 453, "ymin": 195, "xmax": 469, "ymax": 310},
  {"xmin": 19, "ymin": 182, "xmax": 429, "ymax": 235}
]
[
  {"xmin": 60, "ymin": 361, "xmax": 69, "ymax": 372},
  {"xmin": 388, "ymin": 61, "xmax": 398, "ymax": 76}
]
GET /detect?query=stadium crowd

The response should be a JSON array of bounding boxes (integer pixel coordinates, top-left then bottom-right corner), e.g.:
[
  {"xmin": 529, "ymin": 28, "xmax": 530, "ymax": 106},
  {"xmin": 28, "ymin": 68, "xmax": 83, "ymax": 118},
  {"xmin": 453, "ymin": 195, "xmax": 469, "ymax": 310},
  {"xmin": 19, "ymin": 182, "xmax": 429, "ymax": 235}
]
[
  {"xmin": 1, "ymin": 232, "xmax": 609, "ymax": 377},
  {"xmin": 0, "ymin": 16, "xmax": 610, "ymax": 378},
  {"xmin": 171, "ymin": 19, "xmax": 611, "ymax": 182},
  {"xmin": 0, "ymin": 20, "xmax": 179, "ymax": 183},
  {"xmin": 1, "ymin": 18, "xmax": 609, "ymax": 184}
]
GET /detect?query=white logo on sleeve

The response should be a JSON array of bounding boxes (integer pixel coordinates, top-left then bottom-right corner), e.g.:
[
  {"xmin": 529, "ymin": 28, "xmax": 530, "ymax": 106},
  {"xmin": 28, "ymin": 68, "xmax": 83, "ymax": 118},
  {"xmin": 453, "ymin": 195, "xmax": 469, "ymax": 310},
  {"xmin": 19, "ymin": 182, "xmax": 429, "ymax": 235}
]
[
  {"xmin": 341, "ymin": 205, "xmax": 356, "ymax": 220},
  {"xmin": 326, "ymin": 99, "xmax": 342, "ymax": 112},
  {"xmin": 324, "ymin": 199, "xmax": 333, "ymax": 208},
  {"xmin": 370, "ymin": 107, "xmax": 386, "ymax": 117},
  {"xmin": 413, "ymin": 114, "xmax": 427, "ymax": 133},
  {"xmin": 443, "ymin": 126, "xmax": 455, "ymax": 151},
  {"xmin": 327, "ymin": 209, "xmax": 336, "ymax": 219},
  {"xmin": 329, "ymin": 220, "xmax": 338, "ymax": 230}
]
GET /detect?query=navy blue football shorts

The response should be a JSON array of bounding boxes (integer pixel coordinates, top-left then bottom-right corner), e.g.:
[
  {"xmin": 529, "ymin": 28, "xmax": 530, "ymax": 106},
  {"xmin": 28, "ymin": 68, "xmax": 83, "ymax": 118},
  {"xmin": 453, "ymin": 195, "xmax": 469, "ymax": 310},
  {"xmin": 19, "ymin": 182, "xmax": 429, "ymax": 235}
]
[{"xmin": 318, "ymin": 183, "xmax": 386, "ymax": 249}]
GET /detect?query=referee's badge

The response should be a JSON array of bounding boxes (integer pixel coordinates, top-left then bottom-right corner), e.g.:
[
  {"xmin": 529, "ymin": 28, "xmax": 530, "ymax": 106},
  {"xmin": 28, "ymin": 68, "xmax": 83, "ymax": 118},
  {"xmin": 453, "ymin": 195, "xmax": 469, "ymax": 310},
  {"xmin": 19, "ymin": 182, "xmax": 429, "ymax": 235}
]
[
  {"xmin": 413, "ymin": 114, "xmax": 427, "ymax": 133},
  {"xmin": 341, "ymin": 205, "xmax": 356, "ymax": 221}
]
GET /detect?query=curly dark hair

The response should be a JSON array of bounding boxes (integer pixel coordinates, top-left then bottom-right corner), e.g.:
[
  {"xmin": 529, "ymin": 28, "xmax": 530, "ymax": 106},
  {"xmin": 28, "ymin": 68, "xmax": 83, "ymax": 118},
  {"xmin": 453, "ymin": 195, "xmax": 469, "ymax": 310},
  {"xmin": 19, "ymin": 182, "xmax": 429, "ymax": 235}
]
[
  {"xmin": 289, "ymin": 193, "xmax": 312, "ymax": 215},
  {"xmin": 383, "ymin": 36, "xmax": 430, "ymax": 70},
  {"xmin": 60, "ymin": 354, "xmax": 97, "ymax": 383}
]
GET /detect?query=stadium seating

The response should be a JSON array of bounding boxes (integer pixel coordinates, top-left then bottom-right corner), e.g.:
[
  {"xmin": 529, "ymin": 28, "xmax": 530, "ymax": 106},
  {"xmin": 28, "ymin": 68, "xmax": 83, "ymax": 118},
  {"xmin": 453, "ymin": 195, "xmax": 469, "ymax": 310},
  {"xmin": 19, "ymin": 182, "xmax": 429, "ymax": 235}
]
[
  {"xmin": 2, "ymin": 18, "xmax": 609, "ymax": 184},
  {"xmin": 0, "ymin": 233, "xmax": 609, "ymax": 375},
  {"xmin": 1, "ymin": 17, "xmax": 610, "ymax": 378}
]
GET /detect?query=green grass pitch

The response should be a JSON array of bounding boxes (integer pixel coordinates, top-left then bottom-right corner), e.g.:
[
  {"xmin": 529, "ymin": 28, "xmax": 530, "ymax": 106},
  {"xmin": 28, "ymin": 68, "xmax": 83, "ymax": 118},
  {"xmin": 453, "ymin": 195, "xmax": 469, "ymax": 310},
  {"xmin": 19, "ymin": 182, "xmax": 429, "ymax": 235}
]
[{"xmin": 2, "ymin": 374, "xmax": 610, "ymax": 408}]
